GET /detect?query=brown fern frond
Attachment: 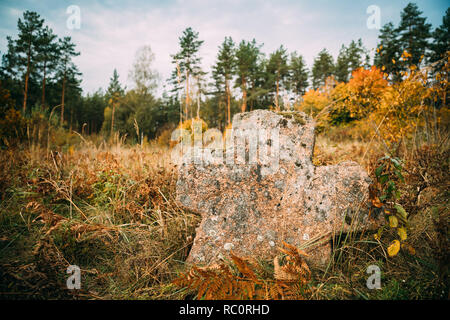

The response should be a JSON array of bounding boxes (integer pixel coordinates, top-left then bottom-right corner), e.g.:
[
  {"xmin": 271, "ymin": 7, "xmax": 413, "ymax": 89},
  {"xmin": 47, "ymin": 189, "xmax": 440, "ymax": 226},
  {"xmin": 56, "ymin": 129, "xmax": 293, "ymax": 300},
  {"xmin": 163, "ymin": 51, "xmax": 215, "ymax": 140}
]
[
  {"xmin": 172, "ymin": 245, "xmax": 312, "ymax": 300},
  {"xmin": 230, "ymin": 252, "xmax": 260, "ymax": 283},
  {"xmin": 276, "ymin": 241, "xmax": 311, "ymax": 284}
]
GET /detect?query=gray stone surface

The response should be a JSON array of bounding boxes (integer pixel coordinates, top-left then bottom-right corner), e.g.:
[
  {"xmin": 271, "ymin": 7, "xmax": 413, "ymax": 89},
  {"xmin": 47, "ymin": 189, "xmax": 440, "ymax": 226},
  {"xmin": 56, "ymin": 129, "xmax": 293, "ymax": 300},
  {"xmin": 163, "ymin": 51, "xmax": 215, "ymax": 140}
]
[{"xmin": 176, "ymin": 110, "xmax": 383, "ymax": 266}]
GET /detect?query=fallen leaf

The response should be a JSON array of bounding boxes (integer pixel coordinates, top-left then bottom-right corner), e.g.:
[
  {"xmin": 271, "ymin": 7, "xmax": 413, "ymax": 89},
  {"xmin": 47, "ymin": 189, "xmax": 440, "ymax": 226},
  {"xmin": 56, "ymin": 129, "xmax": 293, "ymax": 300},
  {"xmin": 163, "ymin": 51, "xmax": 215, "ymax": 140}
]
[
  {"xmin": 387, "ymin": 240, "xmax": 400, "ymax": 257},
  {"xmin": 397, "ymin": 227, "xmax": 407, "ymax": 241},
  {"xmin": 389, "ymin": 216, "xmax": 398, "ymax": 228}
]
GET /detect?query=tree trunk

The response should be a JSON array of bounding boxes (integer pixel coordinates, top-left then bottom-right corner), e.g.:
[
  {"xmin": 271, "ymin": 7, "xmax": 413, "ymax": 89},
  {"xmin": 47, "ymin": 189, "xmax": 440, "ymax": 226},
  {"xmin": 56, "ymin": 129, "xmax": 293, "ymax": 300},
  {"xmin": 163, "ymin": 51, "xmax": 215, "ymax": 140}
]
[
  {"xmin": 110, "ymin": 102, "xmax": 115, "ymax": 137},
  {"xmin": 23, "ymin": 72, "xmax": 29, "ymax": 115},
  {"xmin": 41, "ymin": 60, "xmax": 47, "ymax": 110},
  {"xmin": 226, "ymin": 78, "xmax": 231, "ymax": 126},
  {"xmin": 197, "ymin": 88, "xmax": 201, "ymax": 119},
  {"xmin": 185, "ymin": 69, "xmax": 189, "ymax": 121},
  {"xmin": 275, "ymin": 76, "xmax": 280, "ymax": 111},
  {"xmin": 443, "ymin": 81, "xmax": 447, "ymax": 110},
  {"xmin": 250, "ymin": 81, "xmax": 255, "ymax": 111},
  {"xmin": 22, "ymin": 41, "xmax": 32, "ymax": 115},
  {"xmin": 69, "ymin": 108, "xmax": 73, "ymax": 132},
  {"xmin": 61, "ymin": 73, "xmax": 66, "ymax": 126},
  {"xmin": 241, "ymin": 77, "xmax": 247, "ymax": 113}
]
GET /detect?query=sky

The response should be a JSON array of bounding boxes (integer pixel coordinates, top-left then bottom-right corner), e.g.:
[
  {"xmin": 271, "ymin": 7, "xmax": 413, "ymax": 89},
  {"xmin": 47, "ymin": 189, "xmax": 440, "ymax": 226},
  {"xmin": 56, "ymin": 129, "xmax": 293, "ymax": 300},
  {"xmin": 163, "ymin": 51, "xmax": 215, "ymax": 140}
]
[{"xmin": 0, "ymin": 0, "xmax": 448, "ymax": 95}]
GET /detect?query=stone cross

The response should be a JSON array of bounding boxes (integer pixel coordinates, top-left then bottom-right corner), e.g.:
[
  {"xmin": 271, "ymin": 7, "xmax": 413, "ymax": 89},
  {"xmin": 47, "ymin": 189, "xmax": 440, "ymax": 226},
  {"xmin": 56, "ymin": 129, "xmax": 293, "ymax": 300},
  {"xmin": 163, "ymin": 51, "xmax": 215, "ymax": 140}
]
[{"xmin": 175, "ymin": 110, "xmax": 382, "ymax": 266}]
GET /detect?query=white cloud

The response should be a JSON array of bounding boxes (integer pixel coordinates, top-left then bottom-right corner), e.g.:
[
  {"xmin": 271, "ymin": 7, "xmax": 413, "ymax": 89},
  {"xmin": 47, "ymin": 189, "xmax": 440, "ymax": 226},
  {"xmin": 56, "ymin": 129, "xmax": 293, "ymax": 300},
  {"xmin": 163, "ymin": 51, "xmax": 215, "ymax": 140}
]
[{"xmin": 0, "ymin": 0, "xmax": 447, "ymax": 95}]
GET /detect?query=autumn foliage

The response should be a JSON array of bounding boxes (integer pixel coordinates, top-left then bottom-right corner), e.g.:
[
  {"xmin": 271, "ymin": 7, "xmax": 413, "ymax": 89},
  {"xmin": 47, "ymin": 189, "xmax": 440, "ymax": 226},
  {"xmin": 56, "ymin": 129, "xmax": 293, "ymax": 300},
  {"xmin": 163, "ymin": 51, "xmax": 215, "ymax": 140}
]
[{"xmin": 298, "ymin": 55, "xmax": 449, "ymax": 145}]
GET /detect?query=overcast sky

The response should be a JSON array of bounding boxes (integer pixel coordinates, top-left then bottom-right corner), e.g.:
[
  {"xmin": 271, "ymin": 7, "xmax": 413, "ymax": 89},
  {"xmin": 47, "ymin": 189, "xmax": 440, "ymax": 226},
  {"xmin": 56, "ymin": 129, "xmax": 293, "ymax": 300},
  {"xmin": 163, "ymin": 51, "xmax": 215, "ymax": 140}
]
[{"xmin": 0, "ymin": 0, "xmax": 448, "ymax": 95}]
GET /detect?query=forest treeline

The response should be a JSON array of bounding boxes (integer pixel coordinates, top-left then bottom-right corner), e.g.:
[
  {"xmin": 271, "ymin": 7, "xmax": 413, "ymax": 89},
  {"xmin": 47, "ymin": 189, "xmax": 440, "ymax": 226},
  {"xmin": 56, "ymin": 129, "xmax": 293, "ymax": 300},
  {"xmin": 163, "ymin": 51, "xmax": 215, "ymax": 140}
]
[{"xmin": 0, "ymin": 3, "xmax": 448, "ymax": 145}]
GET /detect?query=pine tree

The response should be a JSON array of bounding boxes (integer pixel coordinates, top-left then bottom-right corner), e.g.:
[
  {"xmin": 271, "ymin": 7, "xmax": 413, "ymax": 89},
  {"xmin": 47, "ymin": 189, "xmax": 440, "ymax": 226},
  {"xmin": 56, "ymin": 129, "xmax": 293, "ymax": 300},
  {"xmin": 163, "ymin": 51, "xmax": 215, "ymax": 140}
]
[
  {"xmin": 374, "ymin": 22, "xmax": 402, "ymax": 81},
  {"xmin": 9, "ymin": 11, "xmax": 44, "ymax": 114},
  {"xmin": 311, "ymin": 49, "xmax": 334, "ymax": 89},
  {"xmin": 212, "ymin": 36, "xmax": 235, "ymax": 125},
  {"xmin": 56, "ymin": 36, "xmax": 80, "ymax": 126},
  {"xmin": 266, "ymin": 45, "xmax": 289, "ymax": 111},
  {"xmin": 335, "ymin": 44, "xmax": 349, "ymax": 83},
  {"xmin": 106, "ymin": 69, "xmax": 124, "ymax": 136},
  {"xmin": 79, "ymin": 90, "xmax": 106, "ymax": 134},
  {"xmin": 1, "ymin": 36, "xmax": 23, "ymax": 105},
  {"xmin": 335, "ymin": 39, "xmax": 368, "ymax": 82},
  {"xmin": 429, "ymin": 8, "xmax": 450, "ymax": 63},
  {"xmin": 234, "ymin": 39, "xmax": 262, "ymax": 112},
  {"xmin": 36, "ymin": 26, "xmax": 58, "ymax": 109},
  {"xmin": 169, "ymin": 27, "xmax": 204, "ymax": 121},
  {"xmin": 288, "ymin": 52, "xmax": 308, "ymax": 97},
  {"xmin": 397, "ymin": 2, "xmax": 432, "ymax": 68}
]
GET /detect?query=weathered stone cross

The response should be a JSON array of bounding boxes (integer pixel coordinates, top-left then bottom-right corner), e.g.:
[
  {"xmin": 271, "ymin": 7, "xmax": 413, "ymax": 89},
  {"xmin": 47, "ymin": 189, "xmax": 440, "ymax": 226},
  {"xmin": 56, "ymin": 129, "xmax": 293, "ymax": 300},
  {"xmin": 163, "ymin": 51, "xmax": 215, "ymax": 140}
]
[{"xmin": 176, "ymin": 110, "xmax": 382, "ymax": 266}]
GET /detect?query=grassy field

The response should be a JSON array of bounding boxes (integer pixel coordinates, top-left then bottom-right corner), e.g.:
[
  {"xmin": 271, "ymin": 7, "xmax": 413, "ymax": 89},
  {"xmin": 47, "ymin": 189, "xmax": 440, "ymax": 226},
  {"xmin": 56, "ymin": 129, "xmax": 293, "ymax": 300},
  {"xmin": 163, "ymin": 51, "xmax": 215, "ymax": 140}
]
[{"xmin": 1, "ymin": 125, "xmax": 448, "ymax": 300}]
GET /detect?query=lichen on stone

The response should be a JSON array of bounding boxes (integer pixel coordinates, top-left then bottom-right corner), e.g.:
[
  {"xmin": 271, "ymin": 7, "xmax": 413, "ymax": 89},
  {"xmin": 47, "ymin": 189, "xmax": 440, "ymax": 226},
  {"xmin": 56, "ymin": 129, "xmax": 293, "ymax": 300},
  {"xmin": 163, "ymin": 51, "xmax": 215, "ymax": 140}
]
[
  {"xmin": 276, "ymin": 111, "xmax": 307, "ymax": 125},
  {"xmin": 176, "ymin": 109, "xmax": 383, "ymax": 267}
]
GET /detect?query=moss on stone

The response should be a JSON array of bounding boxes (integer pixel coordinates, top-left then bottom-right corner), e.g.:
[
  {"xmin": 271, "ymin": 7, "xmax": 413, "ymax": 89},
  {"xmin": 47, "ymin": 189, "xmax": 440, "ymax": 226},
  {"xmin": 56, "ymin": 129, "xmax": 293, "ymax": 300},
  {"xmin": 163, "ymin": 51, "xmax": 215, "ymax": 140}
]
[{"xmin": 277, "ymin": 111, "xmax": 306, "ymax": 125}]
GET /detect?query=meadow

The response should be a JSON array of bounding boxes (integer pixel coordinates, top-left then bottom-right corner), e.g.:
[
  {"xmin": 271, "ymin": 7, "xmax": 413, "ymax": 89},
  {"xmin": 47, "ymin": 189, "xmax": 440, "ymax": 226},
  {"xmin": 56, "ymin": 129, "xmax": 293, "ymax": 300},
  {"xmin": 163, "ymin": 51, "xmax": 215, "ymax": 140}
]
[{"xmin": 0, "ymin": 118, "xmax": 448, "ymax": 299}]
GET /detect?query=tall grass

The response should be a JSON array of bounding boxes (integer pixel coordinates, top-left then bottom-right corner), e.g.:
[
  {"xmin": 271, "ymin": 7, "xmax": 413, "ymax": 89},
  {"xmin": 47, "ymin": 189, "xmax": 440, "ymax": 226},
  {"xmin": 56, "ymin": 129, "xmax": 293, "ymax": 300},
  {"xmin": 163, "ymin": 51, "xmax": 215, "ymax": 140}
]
[
  {"xmin": 0, "ymin": 118, "xmax": 448, "ymax": 299},
  {"xmin": 0, "ymin": 137, "xmax": 200, "ymax": 299}
]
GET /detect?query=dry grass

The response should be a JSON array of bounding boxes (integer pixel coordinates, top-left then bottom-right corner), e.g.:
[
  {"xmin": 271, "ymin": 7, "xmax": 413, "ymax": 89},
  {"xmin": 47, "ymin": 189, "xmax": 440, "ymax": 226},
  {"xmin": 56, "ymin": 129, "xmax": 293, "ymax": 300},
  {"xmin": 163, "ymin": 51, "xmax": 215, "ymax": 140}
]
[
  {"xmin": 0, "ymin": 125, "xmax": 448, "ymax": 300},
  {"xmin": 0, "ymin": 139, "xmax": 200, "ymax": 299},
  {"xmin": 310, "ymin": 128, "xmax": 449, "ymax": 300},
  {"xmin": 313, "ymin": 134, "xmax": 384, "ymax": 170}
]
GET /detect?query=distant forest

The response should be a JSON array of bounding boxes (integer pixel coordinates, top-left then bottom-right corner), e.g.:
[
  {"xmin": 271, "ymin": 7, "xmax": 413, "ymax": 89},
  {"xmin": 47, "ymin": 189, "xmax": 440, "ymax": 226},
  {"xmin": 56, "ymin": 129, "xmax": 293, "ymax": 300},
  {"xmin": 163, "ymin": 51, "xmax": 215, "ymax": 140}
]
[{"xmin": 1, "ymin": 3, "xmax": 448, "ymax": 142}]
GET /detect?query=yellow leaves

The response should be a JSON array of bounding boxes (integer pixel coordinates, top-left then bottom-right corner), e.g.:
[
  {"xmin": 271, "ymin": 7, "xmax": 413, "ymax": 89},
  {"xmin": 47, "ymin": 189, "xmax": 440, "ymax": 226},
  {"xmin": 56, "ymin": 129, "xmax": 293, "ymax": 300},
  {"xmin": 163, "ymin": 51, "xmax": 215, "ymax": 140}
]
[
  {"xmin": 336, "ymin": 66, "xmax": 389, "ymax": 119},
  {"xmin": 300, "ymin": 88, "xmax": 331, "ymax": 115},
  {"xmin": 392, "ymin": 59, "xmax": 396, "ymax": 64},
  {"xmin": 324, "ymin": 62, "xmax": 430, "ymax": 145},
  {"xmin": 401, "ymin": 50, "xmax": 412, "ymax": 60},
  {"xmin": 382, "ymin": 204, "xmax": 409, "ymax": 257},
  {"xmin": 397, "ymin": 227, "xmax": 407, "ymax": 241},
  {"xmin": 387, "ymin": 240, "xmax": 401, "ymax": 257},
  {"xmin": 389, "ymin": 215, "xmax": 398, "ymax": 228}
]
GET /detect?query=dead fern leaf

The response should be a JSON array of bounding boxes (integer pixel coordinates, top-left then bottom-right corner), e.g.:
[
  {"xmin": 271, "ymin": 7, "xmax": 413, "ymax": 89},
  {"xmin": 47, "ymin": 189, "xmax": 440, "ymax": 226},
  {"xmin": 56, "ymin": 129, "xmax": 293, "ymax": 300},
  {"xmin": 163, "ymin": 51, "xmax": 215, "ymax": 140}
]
[
  {"xmin": 230, "ymin": 252, "xmax": 260, "ymax": 283},
  {"xmin": 173, "ymin": 244, "xmax": 312, "ymax": 300},
  {"xmin": 275, "ymin": 241, "xmax": 311, "ymax": 285}
]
